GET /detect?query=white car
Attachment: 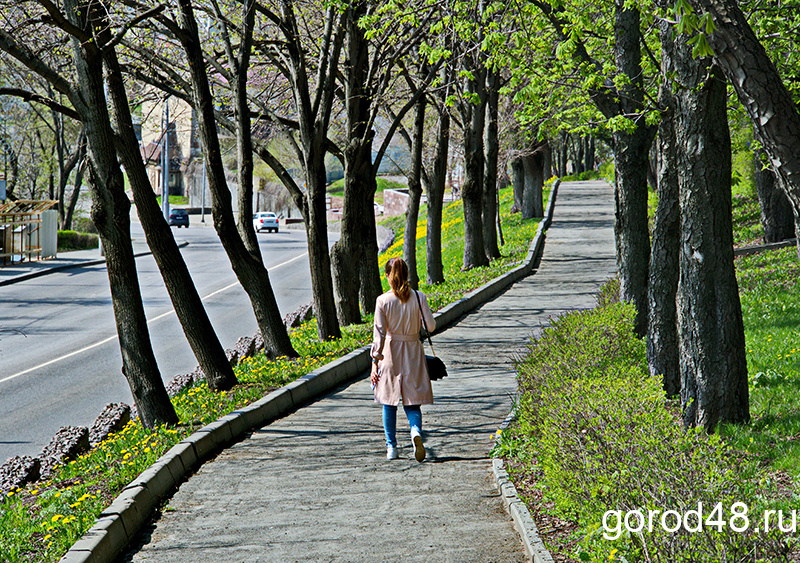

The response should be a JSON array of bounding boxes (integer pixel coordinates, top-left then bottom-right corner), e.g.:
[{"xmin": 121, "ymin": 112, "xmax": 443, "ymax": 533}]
[{"xmin": 253, "ymin": 211, "xmax": 279, "ymax": 233}]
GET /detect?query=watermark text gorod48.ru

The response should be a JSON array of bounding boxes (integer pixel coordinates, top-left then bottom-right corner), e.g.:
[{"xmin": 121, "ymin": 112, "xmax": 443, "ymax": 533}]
[{"xmin": 602, "ymin": 502, "xmax": 798, "ymax": 540}]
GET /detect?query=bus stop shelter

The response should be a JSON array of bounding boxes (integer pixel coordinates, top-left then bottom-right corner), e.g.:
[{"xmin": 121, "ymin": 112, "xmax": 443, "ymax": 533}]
[{"xmin": 0, "ymin": 200, "xmax": 58, "ymax": 266}]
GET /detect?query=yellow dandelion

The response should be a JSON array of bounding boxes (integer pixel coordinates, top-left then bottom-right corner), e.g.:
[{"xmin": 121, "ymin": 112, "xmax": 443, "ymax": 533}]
[
  {"xmin": 51, "ymin": 515, "xmax": 63, "ymax": 522},
  {"xmin": 44, "ymin": 534, "xmax": 52, "ymax": 541}
]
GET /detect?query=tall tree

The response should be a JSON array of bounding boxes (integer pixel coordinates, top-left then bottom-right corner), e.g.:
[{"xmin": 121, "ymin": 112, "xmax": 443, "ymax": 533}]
[
  {"xmin": 647, "ymin": 3, "xmax": 680, "ymax": 397},
  {"xmin": 454, "ymin": 1, "xmax": 490, "ymax": 271},
  {"xmin": 426, "ymin": 64, "xmax": 452, "ymax": 285},
  {"xmin": 674, "ymin": 49, "xmax": 749, "ymax": 429},
  {"xmin": 172, "ymin": 0, "xmax": 298, "ymax": 357},
  {"xmin": 685, "ymin": 0, "xmax": 800, "ymax": 257},
  {"xmin": 0, "ymin": 0, "xmax": 178, "ymax": 427},
  {"xmin": 483, "ymin": 65, "xmax": 501, "ymax": 259},
  {"xmin": 103, "ymin": 27, "xmax": 240, "ymax": 391},
  {"xmin": 402, "ymin": 75, "xmax": 427, "ymax": 291}
]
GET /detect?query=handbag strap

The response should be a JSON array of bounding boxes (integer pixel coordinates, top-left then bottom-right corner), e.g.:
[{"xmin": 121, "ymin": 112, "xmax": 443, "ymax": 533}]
[{"xmin": 415, "ymin": 290, "xmax": 436, "ymax": 357}]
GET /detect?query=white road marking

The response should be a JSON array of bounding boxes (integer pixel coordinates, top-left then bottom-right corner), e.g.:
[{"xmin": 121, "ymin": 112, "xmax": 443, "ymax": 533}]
[{"xmin": 0, "ymin": 251, "xmax": 309, "ymax": 384}]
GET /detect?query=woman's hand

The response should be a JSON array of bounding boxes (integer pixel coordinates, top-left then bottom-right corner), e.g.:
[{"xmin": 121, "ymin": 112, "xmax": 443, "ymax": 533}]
[{"xmin": 370, "ymin": 363, "xmax": 380, "ymax": 386}]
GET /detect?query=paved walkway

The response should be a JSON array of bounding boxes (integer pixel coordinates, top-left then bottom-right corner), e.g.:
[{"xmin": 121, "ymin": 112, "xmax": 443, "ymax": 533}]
[{"xmin": 122, "ymin": 180, "xmax": 617, "ymax": 563}]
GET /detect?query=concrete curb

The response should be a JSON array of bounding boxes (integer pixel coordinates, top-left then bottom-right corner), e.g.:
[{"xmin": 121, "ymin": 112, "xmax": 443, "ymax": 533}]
[
  {"xmin": 0, "ymin": 241, "xmax": 189, "ymax": 287},
  {"xmin": 59, "ymin": 181, "xmax": 561, "ymax": 563},
  {"xmin": 492, "ymin": 458, "xmax": 555, "ymax": 563}
]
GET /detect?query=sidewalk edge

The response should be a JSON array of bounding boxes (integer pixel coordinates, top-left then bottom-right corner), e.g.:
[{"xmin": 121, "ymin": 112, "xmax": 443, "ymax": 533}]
[
  {"xmin": 0, "ymin": 241, "xmax": 189, "ymax": 287},
  {"xmin": 58, "ymin": 180, "xmax": 560, "ymax": 563}
]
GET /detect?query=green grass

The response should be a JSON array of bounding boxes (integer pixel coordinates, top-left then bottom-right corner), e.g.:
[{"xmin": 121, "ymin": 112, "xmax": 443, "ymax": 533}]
[
  {"xmin": 720, "ymin": 245, "xmax": 800, "ymax": 484},
  {"xmin": 326, "ymin": 177, "xmax": 407, "ymax": 205},
  {"xmin": 379, "ymin": 184, "xmax": 548, "ymax": 310},
  {"xmin": 0, "ymin": 182, "xmax": 546, "ymax": 563}
]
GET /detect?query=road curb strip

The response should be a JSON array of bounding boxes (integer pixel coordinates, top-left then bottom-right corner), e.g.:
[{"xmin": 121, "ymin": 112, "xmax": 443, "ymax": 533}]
[
  {"xmin": 0, "ymin": 241, "xmax": 190, "ymax": 287},
  {"xmin": 59, "ymin": 181, "xmax": 560, "ymax": 563}
]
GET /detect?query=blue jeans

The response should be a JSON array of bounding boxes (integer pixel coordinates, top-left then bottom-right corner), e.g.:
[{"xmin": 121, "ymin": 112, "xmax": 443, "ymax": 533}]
[{"xmin": 383, "ymin": 405, "xmax": 422, "ymax": 447}]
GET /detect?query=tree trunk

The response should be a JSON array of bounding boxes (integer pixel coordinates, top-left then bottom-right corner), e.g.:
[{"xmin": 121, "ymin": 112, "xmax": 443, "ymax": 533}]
[
  {"xmin": 404, "ymin": 92, "xmax": 426, "ymax": 289},
  {"xmin": 306, "ymin": 151, "xmax": 342, "ymax": 339},
  {"xmin": 576, "ymin": 137, "xmax": 585, "ymax": 175},
  {"xmin": 647, "ymin": 14, "xmax": 681, "ymax": 398},
  {"xmin": 176, "ymin": 0, "xmax": 297, "ymax": 357},
  {"xmin": 754, "ymin": 149, "xmax": 795, "ymax": 243},
  {"xmin": 61, "ymin": 134, "xmax": 86, "ymax": 231},
  {"xmin": 559, "ymin": 131, "xmax": 568, "ymax": 177},
  {"xmin": 426, "ymin": 82, "xmax": 449, "ymax": 285},
  {"xmin": 462, "ymin": 118, "xmax": 488, "ymax": 269},
  {"xmin": 460, "ymin": 42, "xmax": 489, "ymax": 271},
  {"xmin": 482, "ymin": 67, "xmax": 501, "ymax": 260},
  {"xmin": 542, "ymin": 143, "xmax": 552, "ymax": 180},
  {"xmin": 522, "ymin": 153, "xmax": 544, "ymax": 219},
  {"xmin": 65, "ymin": 0, "xmax": 177, "ymax": 427},
  {"xmin": 613, "ymin": 1, "xmax": 652, "ymax": 338},
  {"xmin": 676, "ymin": 55, "xmax": 749, "ymax": 431},
  {"xmin": 233, "ymin": 2, "xmax": 261, "ymax": 260},
  {"xmin": 510, "ymin": 157, "xmax": 524, "ymax": 213},
  {"xmin": 61, "ymin": 163, "xmax": 84, "ymax": 231},
  {"xmin": 104, "ymin": 46, "xmax": 238, "ymax": 392},
  {"xmin": 689, "ymin": 0, "xmax": 800, "ymax": 257}
]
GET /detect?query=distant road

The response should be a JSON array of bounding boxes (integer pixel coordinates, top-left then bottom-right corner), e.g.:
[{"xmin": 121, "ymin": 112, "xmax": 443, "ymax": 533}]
[{"xmin": 0, "ymin": 223, "xmax": 327, "ymax": 462}]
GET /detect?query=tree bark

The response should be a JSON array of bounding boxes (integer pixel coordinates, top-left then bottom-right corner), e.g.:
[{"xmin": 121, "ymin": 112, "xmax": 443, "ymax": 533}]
[
  {"xmin": 332, "ymin": 1, "xmax": 374, "ymax": 325},
  {"xmin": 404, "ymin": 91, "xmax": 426, "ymax": 289},
  {"xmin": 176, "ymin": 0, "xmax": 297, "ymax": 358},
  {"xmin": 613, "ymin": 1, "xmax": 652, "ymax": 338},
  {"xmin": 688, "ymin": 0, "xmax": 800, "ymax": 257},
  {"xmin": 104, "ymin": 41, "xmax": 238, "ymax": 391},
  {"xmin": 233, "ymin": 0, "xmax": 261, "ymax": 260},
  {"xmin": 426, "ymin": 79, "xmax": 450, "ymax": 285},
  {"xmin": 675, "ymin": 54, "xmax": 749, "ymax": 430},
  {"xmin": 65, "ymin": 0, "xmax": 177, "ymax": 427},
  {"xmin": 754, "ymin": 149, "xmax": 795, "ymax": 243},
  {"xmin": 61, "ymin": 161, "xmax": 84, "ymax": 231},
  {"xmin": 647, "ymin": 13, "xmax": 681, "ymax": 398},
  {"xmin": 522, "ymin": 153, "xmax": 544, "ymax": 219},
  {"xmin": 461, "ymin": 25, "xmax": 494, "ymax": 270},
  {"xmin": 510, "ymin": 157, "xmax": 524, "ymax": 213},
  {"xmin": 483, "ymin": 67, "xmax": 501, "ymax": 260}
]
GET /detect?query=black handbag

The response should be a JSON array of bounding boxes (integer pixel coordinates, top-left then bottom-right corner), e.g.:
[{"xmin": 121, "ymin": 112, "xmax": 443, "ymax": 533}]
[{"xmin": 415, "ymin": 291, "xmax": 448, "ymax": 381}]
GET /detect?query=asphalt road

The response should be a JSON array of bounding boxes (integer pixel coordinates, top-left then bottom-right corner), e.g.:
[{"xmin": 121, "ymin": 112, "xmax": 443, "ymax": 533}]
[{"xmin": 0, "ymin": 221, "xmax": 329, "ymax": 463}]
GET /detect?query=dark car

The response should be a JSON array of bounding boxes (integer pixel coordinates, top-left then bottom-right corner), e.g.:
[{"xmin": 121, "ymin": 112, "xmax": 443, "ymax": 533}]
[{"xmin": 168, "ymin": 208, "xmax": 190, "ymax": 228}]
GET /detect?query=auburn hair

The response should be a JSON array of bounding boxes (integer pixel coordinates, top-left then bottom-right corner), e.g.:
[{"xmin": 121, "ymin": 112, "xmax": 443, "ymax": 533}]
[{"xmin": 385, "ymin": 258, "xmax": 411, "ymax": 302}]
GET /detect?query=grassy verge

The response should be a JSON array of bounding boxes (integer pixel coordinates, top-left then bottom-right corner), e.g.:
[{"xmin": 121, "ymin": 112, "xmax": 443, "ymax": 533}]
[
  {"xmin": 154, "ymin": 195, "xmax": 189, "ymax": 206},
  {"xmin": 327, "ymin": 177, "xmax": 407, "ymax": 205},
  {"xmin": 501, "ymin": 186, "xmax": 799, "ymax": 561},
  {"xmin": 0, "ymin": 184, "xmax": 547, "ymax": 563}
]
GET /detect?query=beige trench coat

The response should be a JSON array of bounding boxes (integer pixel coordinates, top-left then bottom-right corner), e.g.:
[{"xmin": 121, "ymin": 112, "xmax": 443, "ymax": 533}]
[{"xmin": 371, "ymin": 290, "xmax": 437, "ymax": 406}]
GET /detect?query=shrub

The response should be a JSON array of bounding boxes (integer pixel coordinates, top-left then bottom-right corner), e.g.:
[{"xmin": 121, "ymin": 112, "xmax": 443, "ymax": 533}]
[
  {"xmin": 57, "ymin": 231, "xmax": 99, "ymax": 251},
  {"xmin": 70, "ymin": 217, "xmax": 97, "ymax": 234},
  {"xmin": 513, "ymin": 302, "xmax": 788, "ymax": 562}
]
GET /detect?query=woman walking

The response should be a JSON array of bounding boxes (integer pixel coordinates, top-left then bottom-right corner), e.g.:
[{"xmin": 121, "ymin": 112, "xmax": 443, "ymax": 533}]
[{"xmin": 370, "ymin": 258, "xmax": 436, "ymax": 462}]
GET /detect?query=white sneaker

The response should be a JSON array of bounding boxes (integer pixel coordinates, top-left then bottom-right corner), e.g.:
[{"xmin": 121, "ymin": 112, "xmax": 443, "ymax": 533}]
[
  {"xmin": 386, "ymin": 445, "xmax": 398, "ymax": 460},
  {"xmin": 411, "ymin": 430, "xmax": 425, "ymax": 462}
]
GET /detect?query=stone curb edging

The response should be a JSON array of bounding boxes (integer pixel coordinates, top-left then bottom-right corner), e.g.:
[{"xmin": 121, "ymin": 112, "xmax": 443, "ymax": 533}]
[
  {"xmin": 734, "ymin": 237, "xmax": 797, "ymax": 257},
  {"xmin": 59, "ymin": 181, "xmax": 561, "ymax": 563},
  {"xmin": 492, "ymin": 459, "xmax": 555, "ymax": 563},
  {"xmin": 0, "ymin": 241, "xmax": 189, "ymax": 287},
  {"xmin": 491, "ymin": 411, "xmax": 555, "ymax": 563}
]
